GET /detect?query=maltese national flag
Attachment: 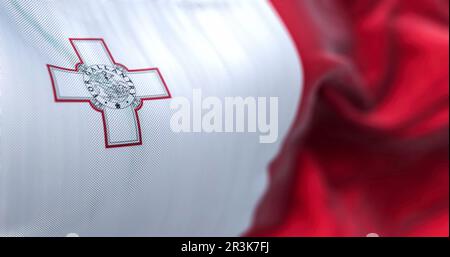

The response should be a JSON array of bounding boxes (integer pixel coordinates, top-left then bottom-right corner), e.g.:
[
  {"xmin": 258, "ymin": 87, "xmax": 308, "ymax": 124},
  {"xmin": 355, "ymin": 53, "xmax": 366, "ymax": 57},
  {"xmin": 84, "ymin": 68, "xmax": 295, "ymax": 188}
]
[{"xmin": 0, "ymin": 0, "xmax": 448, "ymax": 237}]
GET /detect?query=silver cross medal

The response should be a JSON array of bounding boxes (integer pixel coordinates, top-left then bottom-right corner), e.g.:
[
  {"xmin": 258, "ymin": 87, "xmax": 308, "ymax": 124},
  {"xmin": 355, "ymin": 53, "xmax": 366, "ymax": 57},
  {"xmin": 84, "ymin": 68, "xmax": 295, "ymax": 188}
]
[{"xmin": 47, "ymin": 38, "xmax": 171, "ymax": 148}]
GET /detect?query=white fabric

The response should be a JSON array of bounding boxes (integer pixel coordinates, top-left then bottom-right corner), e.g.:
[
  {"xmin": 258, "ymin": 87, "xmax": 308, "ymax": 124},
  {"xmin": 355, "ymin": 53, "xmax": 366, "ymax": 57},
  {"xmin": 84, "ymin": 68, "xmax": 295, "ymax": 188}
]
[{"xmin": 0, "ymin": 0, "xmax": 303, "ymax": 236}]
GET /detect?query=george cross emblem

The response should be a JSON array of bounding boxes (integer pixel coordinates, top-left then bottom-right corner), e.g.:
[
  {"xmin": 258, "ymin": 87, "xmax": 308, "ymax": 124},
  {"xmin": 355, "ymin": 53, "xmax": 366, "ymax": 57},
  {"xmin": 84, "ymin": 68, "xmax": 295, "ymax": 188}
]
[{"xmin": 47, "ymin": 38, "xmax": 171, "ymax": 148}]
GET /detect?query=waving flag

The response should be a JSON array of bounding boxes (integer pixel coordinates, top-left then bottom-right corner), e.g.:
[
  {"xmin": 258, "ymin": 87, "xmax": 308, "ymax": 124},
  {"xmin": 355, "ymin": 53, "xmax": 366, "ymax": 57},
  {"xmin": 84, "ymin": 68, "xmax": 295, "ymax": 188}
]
[{"xmin": 0, "ymin": 0, "xmax": 448, "ymax": 237}]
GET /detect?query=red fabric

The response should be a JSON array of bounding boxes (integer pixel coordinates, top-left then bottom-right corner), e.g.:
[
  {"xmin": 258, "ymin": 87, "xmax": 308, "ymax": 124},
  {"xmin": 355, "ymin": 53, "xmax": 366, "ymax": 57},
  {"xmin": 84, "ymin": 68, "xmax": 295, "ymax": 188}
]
[{"xmin": 247, "ymin": 0, "xmax": 449, "ymax": 237}]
